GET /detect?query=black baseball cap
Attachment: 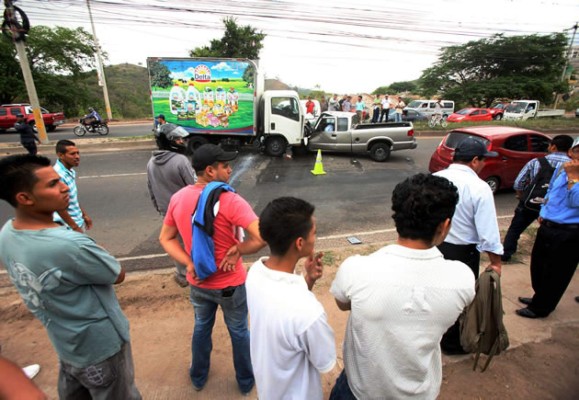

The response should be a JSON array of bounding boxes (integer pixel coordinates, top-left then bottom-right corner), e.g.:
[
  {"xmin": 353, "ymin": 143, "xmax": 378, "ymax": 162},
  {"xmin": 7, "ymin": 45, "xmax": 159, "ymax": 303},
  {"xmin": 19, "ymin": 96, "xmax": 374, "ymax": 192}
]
[
  {"xmin": 156, "ymin": 114, "xmax": 165, "ymax": 120},
  {"xmin": 193, "ymin": 144, "xmax": 238, "ymax": 171},
  {"xmin": 455, "ymin": 137, "xmax": 498, "ymax": 158}
]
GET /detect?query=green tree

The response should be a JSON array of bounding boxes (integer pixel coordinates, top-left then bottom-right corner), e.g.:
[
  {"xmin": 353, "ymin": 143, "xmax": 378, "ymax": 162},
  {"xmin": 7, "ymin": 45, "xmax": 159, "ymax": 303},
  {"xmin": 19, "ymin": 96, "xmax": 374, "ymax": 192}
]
[
  {"xmin": 189, "ymin": 17, "xmax": 266, "ymax": 60},
  {"xmin": 148, "ymin": 60, "xmax": 172, "ymax": 88},
  {"xmin": 389, "ymin": 81, "xmax": 417, "ymax": 93},
  {"xmin": 0, "ymin": 26, "xmax": 97, "ymax": 115},
  {"xmin": 372, "ymin": 86, "xmax": 391, "ymax": 95},
  {"xmin": 419, "ymin": 33, "xmax": 568, "ymax": 106}
]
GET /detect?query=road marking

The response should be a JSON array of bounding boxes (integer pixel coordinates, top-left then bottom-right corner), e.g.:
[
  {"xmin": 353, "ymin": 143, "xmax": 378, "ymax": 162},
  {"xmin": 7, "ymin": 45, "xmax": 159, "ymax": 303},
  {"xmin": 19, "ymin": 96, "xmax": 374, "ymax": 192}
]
[
  {"xmin": 0, "ymin": 215, "xmax": 517, "ymax": 273},
  {"xmin": 79, "ymin": 172, "xmax": 147, "ymax": 179}
]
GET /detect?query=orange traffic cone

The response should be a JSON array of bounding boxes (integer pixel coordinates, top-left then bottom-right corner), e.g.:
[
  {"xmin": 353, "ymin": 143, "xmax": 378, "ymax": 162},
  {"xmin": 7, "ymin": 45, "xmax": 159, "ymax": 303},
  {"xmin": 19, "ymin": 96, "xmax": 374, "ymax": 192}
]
[{"xmin": 311, "ymin": 149, "xmax": 326, "ymax": 175}]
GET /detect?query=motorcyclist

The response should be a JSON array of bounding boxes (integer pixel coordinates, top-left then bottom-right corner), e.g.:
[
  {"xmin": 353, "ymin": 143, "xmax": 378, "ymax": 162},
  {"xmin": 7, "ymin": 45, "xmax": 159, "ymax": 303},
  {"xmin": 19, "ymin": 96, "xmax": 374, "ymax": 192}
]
[{"xmin": 82, "ymin": 107, "xmax": 102, "ymax": 131}]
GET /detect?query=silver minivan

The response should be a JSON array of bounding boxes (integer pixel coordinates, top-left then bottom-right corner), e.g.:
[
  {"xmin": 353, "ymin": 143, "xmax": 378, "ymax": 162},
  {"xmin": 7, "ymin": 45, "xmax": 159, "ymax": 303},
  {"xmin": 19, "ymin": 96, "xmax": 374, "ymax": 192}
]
[{"xmin": 404, "ymin": 100, "xmax": 455, "ymax": 118}]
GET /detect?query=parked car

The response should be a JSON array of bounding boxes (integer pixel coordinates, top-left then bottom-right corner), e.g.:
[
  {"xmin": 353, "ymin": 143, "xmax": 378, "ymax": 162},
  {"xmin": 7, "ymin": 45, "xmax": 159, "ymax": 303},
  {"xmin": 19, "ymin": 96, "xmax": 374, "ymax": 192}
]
[
  {"xmin": 488, "ymin": 102, "xmax": 510, "ymax": 120},
  {"xmin": 428, "ymin": 126, "xmax": 551, "ymax": 193},
  {"xmin": 446, "ymin": 108, "xmax": 493, "ymax": 123},
  {"xmin": 387, "ymin": 109, "xmax": 428, "ymax": 122},
  {"xmin": 404, "ymin": 99, "xmax": 455, "ymax": 118}
]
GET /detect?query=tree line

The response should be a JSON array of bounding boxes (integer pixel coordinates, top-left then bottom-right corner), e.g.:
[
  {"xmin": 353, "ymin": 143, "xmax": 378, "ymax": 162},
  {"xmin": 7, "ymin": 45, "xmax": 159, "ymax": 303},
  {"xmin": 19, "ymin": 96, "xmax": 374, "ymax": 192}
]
[{"xmin": 0, "ymin": 19, "xmax": 576, "ymax": 120}]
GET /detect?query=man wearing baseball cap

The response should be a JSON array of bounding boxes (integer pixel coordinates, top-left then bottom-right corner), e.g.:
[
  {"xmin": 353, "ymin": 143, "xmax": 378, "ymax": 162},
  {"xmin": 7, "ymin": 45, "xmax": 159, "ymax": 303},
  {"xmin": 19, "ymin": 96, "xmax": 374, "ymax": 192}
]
[
  {"xmin": 434, "ymin": 136, "xmax": 504, "ymax": 354},
  {"xmin": 159, "ymin": 144, "xmax": 265, "ymax": 395},
  {"xmin": 517, "ymin": 136, "xmax": 579, "ymax": 319}
]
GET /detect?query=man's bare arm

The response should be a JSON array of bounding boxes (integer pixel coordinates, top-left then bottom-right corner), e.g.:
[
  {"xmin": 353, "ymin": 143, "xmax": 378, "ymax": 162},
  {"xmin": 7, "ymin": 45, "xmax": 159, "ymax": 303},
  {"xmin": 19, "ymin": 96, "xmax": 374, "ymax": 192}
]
[{"xmin": 334, "ymin": 298, "xmax": 351, "ymax": 311}]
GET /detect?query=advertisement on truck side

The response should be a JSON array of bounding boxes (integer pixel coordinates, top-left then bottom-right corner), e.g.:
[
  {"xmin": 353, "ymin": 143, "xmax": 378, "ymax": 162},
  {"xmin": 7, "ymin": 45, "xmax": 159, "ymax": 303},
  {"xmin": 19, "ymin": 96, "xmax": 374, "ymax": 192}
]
[{"xmin": 147, "ymin": 58, "xmax": 256, "ymax": 135}]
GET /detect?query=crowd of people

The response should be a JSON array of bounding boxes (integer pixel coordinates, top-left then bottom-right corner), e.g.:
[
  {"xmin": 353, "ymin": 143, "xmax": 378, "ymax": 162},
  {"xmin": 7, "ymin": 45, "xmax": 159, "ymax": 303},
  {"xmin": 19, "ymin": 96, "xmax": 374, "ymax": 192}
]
[
  {"xmin": 312, "ymin": 93, "xmax": 408, "ymax": 123},
  {"xmin": 0, "ymin": 123, "xmax": 578, "ymax": 398}
]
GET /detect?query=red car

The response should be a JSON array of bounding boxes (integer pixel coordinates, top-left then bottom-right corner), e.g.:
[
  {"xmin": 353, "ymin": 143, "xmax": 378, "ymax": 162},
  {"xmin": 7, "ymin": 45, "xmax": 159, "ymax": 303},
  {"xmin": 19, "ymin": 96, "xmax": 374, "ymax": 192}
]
[
  {"xmin": 446, "ymin": 108, "xmax": 493, "ymax": 123},
  {"xmin": 428, "ymin": 126, "xmax": 551, "ymax": 193}
]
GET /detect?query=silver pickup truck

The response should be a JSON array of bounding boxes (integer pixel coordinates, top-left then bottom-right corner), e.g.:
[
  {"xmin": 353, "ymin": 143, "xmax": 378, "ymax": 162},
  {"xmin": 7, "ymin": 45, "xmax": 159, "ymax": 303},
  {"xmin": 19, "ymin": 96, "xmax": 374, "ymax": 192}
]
[{"xmin": 306, "ymin": 111, "xmax": 417, "ymax": 161}]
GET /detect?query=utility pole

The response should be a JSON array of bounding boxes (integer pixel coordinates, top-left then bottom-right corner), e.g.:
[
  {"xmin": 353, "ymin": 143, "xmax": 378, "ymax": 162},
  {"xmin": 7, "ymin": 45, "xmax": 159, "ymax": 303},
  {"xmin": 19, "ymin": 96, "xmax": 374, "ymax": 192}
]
[
  {"xmin": 2, "ymin": 0, "xmax": 49, "ymax": 143},
  {"xmin": 86, "ymin": 0, "xmax": 113, "ymax": 121},
  {"xmin": 555, "ymin": 22, "xmax": 578, "ymax": 109}
]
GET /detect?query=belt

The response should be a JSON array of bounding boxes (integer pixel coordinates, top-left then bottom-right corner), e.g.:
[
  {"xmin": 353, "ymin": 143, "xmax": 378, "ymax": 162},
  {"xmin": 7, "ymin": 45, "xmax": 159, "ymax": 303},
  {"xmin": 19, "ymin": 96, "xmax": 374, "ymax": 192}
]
[{"xmin": 541, "ymin": 219, "xmax": 579, "ymax": 230}]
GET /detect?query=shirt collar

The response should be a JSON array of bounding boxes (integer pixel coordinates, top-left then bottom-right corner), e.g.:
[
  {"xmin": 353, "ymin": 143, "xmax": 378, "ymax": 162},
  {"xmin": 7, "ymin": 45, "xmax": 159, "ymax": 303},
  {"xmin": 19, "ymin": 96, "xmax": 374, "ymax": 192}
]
[
  {"xmin": 55, "ymin": 159, "xmax": 75, "ymax": 177},
  {"xmin": 375, "ymin": 244, "xmax": 444, "ymax": 260},
  {"xmin": 253, "ymin": 257, "xmax": 308, "ymax": 287},
  {"xmin": 448, "ymin": 163, "xmax": 478, "ymax": 176}
]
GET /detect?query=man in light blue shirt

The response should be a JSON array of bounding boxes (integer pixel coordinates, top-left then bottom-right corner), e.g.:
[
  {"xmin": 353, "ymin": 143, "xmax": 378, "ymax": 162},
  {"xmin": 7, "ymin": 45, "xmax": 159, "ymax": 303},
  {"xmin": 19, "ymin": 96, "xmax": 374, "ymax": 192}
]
[
  {"xmin": 53, "ymin": 139, "xmax": 92, "ymax": 232},
  {"xmin": 434, "ymin": 136, "xmax": 503, "ymax": 355},
  {"xmin": 502, "ymin": 135, "xmax": 573, "ymax": 261},
  {"xmin": 0, "ymin": 154, "xmax": 140, "ymax": 399},
  {"xmin": 517, "ymin": 136, "xmax": 579, "ymax": 319}
]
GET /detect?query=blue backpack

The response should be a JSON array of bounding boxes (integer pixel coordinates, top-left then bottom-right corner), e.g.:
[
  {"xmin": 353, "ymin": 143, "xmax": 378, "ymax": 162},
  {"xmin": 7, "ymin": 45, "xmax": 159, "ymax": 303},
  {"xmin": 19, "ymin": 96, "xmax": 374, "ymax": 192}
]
[{"xmin": 191, "ymin": 181, "xmax": 235, "ymax": 280}]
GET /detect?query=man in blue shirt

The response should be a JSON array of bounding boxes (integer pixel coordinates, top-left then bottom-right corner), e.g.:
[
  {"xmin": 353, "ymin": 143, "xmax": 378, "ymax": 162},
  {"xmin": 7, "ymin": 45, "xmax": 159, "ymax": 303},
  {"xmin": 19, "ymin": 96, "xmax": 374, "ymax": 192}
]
[
  {"xmin": 517, "ymin": 137, "xmax": 579, "ymax": 319},
  {"xmin": 53, "ymin": 140, "xmax": 92, "ymax": 232},
  {"xmin": 502, "ymin": 135, "xmax": 573, "ymax": 261},
  {"xmin": 0, "ymin": 154, "xmax": 141, "ymax": 399}
]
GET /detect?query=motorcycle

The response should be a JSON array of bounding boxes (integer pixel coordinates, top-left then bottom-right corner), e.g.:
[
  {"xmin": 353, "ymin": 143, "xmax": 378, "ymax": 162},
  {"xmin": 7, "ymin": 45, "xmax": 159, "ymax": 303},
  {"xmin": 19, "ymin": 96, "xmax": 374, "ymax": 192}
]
[{"xmin": 73, "ymin": 117, "xmax": 109, "ymax": 136}]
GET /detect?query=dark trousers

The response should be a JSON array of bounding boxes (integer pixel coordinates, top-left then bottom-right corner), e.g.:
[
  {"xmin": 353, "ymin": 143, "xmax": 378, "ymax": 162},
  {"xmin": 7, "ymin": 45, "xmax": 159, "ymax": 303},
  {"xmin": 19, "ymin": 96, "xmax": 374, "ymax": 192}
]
[
  {"xmin": 503, "ymin": 204, "xmax": 539, "ymax": 258},
  {"xmin": 380, "ymin": 108, "xmax": 389, "ymax": 122},
  {"xmin": 329, "ymin": 370, "xmax": 356, "ymax": 400},
  {"xmin": 529, "ymin": 222, "xmax": 579, "ymax": 317},
  {"xmin": 21, "ymin": 141, "xmax": 37, "ymax": 155},
  {"xmin": 371, "ymin": 106, "xmax": 380, "ymax": 123},
  {"xmin": 437, "ymin": 242, "xmax": 480, "ymax": 352}
]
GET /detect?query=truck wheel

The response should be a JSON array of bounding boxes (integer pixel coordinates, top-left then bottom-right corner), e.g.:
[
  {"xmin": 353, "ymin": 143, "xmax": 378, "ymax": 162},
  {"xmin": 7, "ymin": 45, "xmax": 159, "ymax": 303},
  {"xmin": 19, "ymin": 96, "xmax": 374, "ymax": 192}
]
[
  {"xmin": 485, "ymin": 176, "xmax": 500, "ymax": 194},
  {"xmin": 187, "ymin": 137, "xmax": 208, "ymax": 153},
  {"xmin": 369, "ymin": 143, "xmax": 391, "ymax": 162},
  {"xmin": 265, "ymin": 136, "xmax": 287, "ymax": 157},
  {"xmin": 46, "ymin": 125, "xmax": 56, "ymax": 132}
]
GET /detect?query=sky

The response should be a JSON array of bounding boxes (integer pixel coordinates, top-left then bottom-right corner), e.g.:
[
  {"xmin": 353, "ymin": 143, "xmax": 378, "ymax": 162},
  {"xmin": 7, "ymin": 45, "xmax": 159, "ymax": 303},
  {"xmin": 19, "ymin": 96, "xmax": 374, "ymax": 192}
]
[{"xmin": 19, "ymin": 0, "xmax": 579, "ymax": 94}]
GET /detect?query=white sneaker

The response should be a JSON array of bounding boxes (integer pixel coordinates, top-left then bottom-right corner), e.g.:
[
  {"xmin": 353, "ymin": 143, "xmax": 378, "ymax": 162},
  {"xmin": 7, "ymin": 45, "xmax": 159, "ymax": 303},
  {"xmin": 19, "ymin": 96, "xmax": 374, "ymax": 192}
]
[{"xmin": 22, "ymin": 364, "xmax": 40, "ymax": 379}]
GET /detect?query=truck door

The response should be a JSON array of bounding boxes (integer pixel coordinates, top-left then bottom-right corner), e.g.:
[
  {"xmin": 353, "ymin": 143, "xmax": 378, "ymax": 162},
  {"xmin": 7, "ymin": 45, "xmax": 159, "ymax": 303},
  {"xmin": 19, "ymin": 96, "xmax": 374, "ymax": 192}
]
[
  {"xmin": 308, "ymin": 116, "xmax": 353, "ymax": 152},
  {"xmin": 267, "ymin": 96, "xmax": 303, "ymax": 145}
]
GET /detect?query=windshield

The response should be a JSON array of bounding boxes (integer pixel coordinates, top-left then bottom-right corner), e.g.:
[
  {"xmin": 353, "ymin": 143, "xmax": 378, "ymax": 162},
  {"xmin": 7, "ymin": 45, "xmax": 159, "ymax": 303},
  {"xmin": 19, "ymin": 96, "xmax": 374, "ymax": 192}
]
[
  {"xmin": 506, "ymin": 102, "xmax": 526, "ymax": 113},
  {"xmin": 444, "ymin": 132, "xmax": 490, "ymax": 149},
  {"xmin": 407, "ymin": 100, "xmax": 422, "ymax": 108},
  {"xmin": 492, "ymin": 103, "xmax": 506, "ymax": 110},
  {"xmin": 456, "ymin": 109, "xmax": 470, "ymax": 115}
]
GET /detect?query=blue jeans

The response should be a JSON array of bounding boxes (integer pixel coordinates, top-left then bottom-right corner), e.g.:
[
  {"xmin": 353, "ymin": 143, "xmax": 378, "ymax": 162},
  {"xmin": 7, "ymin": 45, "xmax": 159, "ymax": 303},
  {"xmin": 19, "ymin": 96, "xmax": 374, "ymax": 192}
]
[
  {"xmin": 329, "ymin": 370, "xmax": 357, "ymax": 400},
  {"xmin": 189, "ymin": 284, "xmax": 254, "ymax": 393}
]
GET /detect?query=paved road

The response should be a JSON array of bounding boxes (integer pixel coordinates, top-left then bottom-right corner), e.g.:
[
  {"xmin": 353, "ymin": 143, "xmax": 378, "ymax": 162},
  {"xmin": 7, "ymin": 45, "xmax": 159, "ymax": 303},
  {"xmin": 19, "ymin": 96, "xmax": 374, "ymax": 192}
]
[{"xmin": 0, "ymin": 136, "xmax": 526, "ymax": 275}]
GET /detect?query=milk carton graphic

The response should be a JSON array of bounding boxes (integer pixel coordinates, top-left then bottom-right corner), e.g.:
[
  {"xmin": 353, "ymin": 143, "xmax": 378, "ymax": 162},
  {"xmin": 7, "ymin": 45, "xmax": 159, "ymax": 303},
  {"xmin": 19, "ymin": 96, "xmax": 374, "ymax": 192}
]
[
  {"xmin": 186, "ymin": 83, "xmax": 201, "ymax": 114},
  {"xmin": 169, "ymin": 83, "xmax": 186, "ymax": 115},
  {"xmin": 203, "ymin": 87, "xmax": 215, "ymax": 105},
  {"xmin": 215, "ymin": 87, "xmax": 227, "ymax": 106}
]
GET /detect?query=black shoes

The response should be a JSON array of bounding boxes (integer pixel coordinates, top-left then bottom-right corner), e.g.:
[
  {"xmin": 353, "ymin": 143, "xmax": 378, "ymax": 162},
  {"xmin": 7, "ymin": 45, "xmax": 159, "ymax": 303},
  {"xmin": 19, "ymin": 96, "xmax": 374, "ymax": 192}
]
[
  {"xmin": 516, "ymin": 308, "xmax": 541, "ymax": 319},
  {"xmin": 501, "ymin": 254, "xmax": 511, "ymax": 262},
  {"xmin": 518, "ymin": 296, "xmax": 533, "ymax": 306}
]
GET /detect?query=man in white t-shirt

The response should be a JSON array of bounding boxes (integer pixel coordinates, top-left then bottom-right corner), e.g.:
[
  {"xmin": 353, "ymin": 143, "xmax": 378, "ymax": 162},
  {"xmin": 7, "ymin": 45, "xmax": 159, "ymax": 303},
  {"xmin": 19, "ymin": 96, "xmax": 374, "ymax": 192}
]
[
  {"xmin": 380, "ymin": 94, "xmax": 390, "ymax": 122},
  {"xmin": 329, "ymin": 173, "xmax": 475, "ymax": 400},
  {"xmin": 246, "ymin": 197, "xmax": 336, "ymax": 400}
]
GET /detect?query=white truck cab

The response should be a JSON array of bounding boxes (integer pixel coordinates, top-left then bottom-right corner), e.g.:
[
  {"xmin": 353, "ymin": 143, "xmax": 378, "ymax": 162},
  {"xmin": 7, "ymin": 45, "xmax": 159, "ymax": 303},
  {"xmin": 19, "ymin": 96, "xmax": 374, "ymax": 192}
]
[{"xmin": 503, "ymin": 100, "xmax": 565, "ymax": 120}]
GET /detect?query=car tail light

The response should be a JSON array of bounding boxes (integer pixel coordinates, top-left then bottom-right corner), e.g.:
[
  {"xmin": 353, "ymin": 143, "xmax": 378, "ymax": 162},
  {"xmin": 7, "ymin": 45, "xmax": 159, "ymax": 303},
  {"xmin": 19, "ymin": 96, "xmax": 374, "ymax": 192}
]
[{"xmin": 408, "ymin": 129, "xmax": 414, "ymax": 137}]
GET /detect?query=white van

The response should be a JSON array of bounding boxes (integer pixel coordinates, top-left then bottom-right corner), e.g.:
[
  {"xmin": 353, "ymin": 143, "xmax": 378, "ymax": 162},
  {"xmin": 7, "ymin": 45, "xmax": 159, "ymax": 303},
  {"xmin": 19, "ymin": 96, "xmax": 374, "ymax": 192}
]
[{"xmin": 404, "ymin": 100, "xmax": 455, "ymax": 118}]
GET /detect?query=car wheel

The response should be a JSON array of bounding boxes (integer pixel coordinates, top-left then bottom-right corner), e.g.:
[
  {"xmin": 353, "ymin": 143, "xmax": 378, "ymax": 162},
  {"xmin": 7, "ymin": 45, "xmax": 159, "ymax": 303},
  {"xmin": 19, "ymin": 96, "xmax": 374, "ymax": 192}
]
[
  {"xmin": 265, "ymin": 136, "xmax": 287, "ymax": 157},
  {"xmin": 494, "ymin": 114, "xmax": 503, "ymax": 121},
  {"xmin": 369, "ymin": 142, "xmax": 391, "ymax": 162},
  {"xmin": 485, "ymin": 176, "xmax": 500, "ymax": 194},
  {"xmin": 46, "ymin": 125, "xmax": 56, "ymax": 132}
]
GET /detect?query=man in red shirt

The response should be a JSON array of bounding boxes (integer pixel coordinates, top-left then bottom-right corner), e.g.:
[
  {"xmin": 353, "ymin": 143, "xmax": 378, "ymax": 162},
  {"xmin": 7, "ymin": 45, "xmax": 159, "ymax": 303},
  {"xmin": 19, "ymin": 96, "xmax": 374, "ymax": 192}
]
[
  {"xmin": 159, "ymin": 144, "xmax": 265, "ymax": 395},
  {"xmin": 305, "ymin": 96, "xmax": 315, "ymax": 115}
]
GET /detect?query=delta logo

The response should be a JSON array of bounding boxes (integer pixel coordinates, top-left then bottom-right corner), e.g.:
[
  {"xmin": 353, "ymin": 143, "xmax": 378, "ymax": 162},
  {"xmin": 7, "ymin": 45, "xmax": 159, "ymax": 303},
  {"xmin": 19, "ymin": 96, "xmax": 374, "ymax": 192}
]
[{"xmin": 194, "ymin": 65, "xmax": 211, "ymax": 82}]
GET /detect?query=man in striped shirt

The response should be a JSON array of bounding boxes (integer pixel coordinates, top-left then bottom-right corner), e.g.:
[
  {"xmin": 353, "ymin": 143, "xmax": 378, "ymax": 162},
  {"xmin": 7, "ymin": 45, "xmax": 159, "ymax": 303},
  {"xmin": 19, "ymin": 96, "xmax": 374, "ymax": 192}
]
[
  {"xmin": 53, "ymin": 140, "xmax": 92, "ymax": 232},
  {"xmin": 502, "ymin": 135, "xmax": 573, "ymax": 262}
]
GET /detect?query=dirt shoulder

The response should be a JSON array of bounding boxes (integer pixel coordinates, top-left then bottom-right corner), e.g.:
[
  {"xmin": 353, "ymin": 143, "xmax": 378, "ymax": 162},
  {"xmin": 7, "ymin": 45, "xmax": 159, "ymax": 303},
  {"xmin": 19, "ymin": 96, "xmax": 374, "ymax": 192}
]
[{"xmin": 1, "ymin": 232, "xmax": 578, "ymax": 399}]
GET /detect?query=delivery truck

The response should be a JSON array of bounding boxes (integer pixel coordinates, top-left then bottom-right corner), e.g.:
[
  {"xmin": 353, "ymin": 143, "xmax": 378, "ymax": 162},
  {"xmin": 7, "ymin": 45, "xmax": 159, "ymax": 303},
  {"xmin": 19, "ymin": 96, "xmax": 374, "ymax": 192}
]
[
  {"xmin": 503, "ymin": 100, "xmax": 565, "ymax": 121},
  {"xmin": 147, "ymin": 57, "xmax": 305, "ymax": 156}
]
